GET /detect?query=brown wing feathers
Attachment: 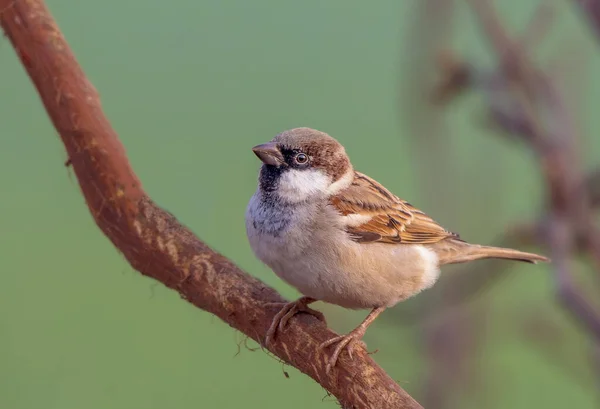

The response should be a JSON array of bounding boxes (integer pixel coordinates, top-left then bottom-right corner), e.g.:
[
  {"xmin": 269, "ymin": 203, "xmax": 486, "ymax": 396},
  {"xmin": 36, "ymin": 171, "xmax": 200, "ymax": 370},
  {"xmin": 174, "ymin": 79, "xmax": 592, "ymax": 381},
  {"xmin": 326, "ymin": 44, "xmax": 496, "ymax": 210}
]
[{"xmin": 330, "ymin": 172, "xmax": 460, "ymax": 245}]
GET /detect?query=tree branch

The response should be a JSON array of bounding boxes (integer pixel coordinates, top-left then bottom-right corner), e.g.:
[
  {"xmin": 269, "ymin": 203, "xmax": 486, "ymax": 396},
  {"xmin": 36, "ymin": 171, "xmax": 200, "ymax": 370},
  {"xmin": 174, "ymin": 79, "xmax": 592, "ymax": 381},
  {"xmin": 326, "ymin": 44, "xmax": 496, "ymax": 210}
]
[
  {"xmin": 0, "ymin": 1, "xmax": 422, "ymax": 408},
  {"xmin": 459, "ymin": 0, "xmax": 600, "ymax": 343}
]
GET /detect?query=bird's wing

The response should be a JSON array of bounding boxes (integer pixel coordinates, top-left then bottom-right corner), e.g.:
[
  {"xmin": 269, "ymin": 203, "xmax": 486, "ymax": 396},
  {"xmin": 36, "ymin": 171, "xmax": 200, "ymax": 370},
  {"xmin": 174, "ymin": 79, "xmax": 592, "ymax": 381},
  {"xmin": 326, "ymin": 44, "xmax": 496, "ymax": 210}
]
[{"xmin": 329, "ymin": 172, "xmax": 461, "ymax": 244}]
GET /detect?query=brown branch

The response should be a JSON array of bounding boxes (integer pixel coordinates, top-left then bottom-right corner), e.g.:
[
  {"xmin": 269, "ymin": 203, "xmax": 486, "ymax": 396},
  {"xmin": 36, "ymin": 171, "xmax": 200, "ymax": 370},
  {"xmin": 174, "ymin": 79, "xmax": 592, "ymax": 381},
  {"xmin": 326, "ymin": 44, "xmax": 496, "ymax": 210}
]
[{"xmin": 0, "ymin": 1, "xmax": 422, "ymax": 408}]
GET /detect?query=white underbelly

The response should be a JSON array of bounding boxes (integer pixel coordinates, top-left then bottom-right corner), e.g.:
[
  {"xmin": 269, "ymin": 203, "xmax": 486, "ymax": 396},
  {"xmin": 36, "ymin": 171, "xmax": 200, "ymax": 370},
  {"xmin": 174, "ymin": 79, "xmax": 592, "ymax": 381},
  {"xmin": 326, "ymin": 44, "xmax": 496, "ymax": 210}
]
[{"xmin": 252, "ymin": 230, "xmax": 440, "ymax": 309}]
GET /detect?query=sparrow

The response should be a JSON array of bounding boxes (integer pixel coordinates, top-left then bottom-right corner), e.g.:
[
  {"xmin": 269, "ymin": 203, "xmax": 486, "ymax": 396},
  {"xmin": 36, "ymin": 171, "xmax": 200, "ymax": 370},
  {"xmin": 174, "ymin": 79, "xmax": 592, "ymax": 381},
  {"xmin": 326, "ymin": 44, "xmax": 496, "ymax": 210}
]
[{"xmin": 245, "ymin": 127, "xmax": 549, "ymax": 372}]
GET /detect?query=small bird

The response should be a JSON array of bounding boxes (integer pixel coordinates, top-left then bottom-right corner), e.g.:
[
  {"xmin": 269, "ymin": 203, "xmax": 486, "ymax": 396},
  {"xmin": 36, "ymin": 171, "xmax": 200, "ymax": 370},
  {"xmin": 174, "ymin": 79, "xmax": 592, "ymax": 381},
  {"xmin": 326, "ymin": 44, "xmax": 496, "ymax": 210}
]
[{"xmin": 245, "ymin": 127, "xmax": 549, "ymax": 372}]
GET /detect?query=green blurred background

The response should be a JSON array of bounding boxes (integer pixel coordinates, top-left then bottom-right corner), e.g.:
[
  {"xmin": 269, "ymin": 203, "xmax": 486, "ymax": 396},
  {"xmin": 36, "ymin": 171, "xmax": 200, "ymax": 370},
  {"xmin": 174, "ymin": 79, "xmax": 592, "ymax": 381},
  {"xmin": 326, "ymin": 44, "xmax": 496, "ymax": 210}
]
[{"xmin": 1, "ymin": 0, "xmax": 599, "ymax": 408}]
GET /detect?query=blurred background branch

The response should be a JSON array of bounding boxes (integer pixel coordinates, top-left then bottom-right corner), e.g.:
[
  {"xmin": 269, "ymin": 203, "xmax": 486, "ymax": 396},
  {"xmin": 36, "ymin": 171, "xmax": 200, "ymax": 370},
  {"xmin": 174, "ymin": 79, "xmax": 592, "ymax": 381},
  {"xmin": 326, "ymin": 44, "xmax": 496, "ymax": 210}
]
[
  {"xmin": 572, "ymin": 0, "xmax": 600, "ymax": 40},
  {"xmin": 399, "ymin": 0, "xmax": 600, "ymax": 406}
]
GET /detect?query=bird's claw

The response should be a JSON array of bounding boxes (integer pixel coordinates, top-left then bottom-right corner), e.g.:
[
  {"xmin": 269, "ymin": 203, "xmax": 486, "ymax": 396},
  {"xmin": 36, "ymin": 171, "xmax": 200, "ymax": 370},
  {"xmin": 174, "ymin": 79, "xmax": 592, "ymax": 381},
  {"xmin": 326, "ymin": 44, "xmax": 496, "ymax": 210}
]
[
  {"xmin": 264, "ymin": 298, "xmax": 325, "ymax": 347},
  {"xmin": 320, "ymin": 331, "xmax": 367, "ymax": 374}
]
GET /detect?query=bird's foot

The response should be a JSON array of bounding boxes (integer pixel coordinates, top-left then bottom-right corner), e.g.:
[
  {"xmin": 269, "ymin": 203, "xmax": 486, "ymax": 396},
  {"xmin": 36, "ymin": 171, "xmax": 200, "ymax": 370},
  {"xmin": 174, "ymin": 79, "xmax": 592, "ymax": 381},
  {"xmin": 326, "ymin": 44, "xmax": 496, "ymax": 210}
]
[
  {"xmin": 319, "ymin": 328, "xmax": 367, "ymax": 374},
  {"xmin": 264, "ymin": 297, "xmax": 325, "ymax": 347}
]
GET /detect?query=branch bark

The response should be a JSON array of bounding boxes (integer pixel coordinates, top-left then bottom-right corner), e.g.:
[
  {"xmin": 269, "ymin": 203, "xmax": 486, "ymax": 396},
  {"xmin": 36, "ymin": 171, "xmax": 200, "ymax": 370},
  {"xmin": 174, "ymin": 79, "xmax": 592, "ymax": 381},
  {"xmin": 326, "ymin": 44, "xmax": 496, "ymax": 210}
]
[{"xmin": 0, "ymin": 1, "xmax": 422, "ymax": 408}]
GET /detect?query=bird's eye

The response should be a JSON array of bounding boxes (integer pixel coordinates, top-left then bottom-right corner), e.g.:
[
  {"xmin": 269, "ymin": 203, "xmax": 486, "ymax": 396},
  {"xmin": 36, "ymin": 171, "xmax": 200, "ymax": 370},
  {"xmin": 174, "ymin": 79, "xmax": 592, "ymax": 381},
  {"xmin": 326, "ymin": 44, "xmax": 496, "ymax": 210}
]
[{"xmin": 295, "ymin": 153, "xmax": 308, "ymax": 164}]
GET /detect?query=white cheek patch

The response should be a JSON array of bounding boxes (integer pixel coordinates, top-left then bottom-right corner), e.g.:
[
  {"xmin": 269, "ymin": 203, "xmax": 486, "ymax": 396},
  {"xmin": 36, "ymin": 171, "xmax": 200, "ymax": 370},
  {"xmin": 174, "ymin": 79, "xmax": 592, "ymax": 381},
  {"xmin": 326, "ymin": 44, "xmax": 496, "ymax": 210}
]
[{"xmin": 277, "ymin": 169, "xmax": 330, "ymax": 203}]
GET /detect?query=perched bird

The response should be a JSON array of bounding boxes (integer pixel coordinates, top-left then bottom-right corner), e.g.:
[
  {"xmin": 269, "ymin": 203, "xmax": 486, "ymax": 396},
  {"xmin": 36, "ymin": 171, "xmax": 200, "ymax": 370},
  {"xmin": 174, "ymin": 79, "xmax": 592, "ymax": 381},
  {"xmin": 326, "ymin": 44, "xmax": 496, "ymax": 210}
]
[{"xmin": 245, "ymin": 127, "xmax": 549, "ymax": 372}]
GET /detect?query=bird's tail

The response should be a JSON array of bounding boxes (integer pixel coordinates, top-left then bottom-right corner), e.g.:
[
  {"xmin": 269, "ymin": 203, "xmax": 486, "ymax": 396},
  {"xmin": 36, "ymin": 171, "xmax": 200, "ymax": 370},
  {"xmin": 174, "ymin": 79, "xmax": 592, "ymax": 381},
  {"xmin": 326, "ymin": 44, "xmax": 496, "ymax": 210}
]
[{"xmin": 435, "ymin": 241, "xmax": 550, "ymax": 265}]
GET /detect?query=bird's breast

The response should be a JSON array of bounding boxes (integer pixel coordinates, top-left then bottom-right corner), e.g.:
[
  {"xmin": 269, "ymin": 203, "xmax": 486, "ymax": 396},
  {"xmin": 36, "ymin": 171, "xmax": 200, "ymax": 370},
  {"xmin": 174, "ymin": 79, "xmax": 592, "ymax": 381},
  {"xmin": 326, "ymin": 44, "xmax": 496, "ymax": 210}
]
[{"xmin": 245, "ymin": 192, "xmax": 320, "ymax": 265}]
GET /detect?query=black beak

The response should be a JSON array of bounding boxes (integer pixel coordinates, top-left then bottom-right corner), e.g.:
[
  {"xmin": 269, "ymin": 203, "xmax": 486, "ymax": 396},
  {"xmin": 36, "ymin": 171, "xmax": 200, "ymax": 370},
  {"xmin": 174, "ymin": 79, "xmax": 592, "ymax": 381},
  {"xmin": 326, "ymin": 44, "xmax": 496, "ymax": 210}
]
[{"xmin": 252, "ymin": 142, "xmax": 284, "ymax": 167}]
